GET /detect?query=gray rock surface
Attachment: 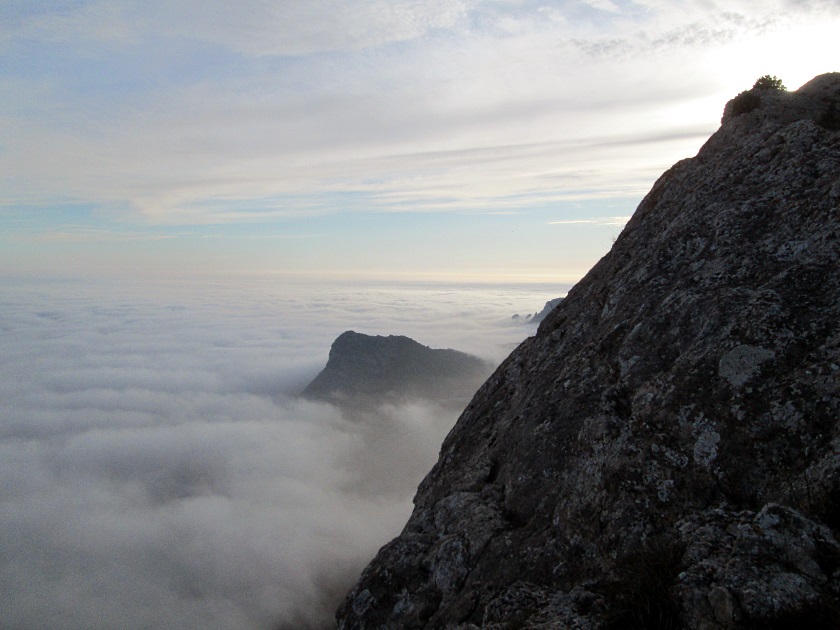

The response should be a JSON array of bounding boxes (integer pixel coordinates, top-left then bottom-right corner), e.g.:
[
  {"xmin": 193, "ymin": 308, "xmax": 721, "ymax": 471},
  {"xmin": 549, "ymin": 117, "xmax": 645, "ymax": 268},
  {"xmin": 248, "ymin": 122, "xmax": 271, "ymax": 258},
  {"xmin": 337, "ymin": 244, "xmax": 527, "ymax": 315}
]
[
  {"xmin": 302, "ymin": 330, "xmax": 491, "ymax": 406},
  {"xmin": 335, "ymin": 74, "xmax": 840, "ymax": 628}
]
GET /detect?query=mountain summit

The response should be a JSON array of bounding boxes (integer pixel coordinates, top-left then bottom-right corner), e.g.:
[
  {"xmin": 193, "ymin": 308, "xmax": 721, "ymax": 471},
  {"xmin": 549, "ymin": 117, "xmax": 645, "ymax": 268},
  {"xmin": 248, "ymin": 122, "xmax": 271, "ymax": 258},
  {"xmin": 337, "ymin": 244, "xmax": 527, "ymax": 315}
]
[
  {"xmin": 303, "ymin": 331, "xmax": 490, "ymax": 406},
  {"xmin": 336, "ymin": 74, "xmax": 840, "ymax": 628}
]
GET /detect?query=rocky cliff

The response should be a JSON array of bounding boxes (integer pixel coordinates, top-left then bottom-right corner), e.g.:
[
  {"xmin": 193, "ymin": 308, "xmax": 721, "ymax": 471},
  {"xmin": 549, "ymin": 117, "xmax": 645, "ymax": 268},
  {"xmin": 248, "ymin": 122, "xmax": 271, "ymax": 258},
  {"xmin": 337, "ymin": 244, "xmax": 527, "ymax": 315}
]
[
  {"xmin": 303, "ymin": 331, "xmax": 491, "ymax": 406},
  {"xmin": 336, "ymin": 74, "xmax": 840, "ymax": 629}
]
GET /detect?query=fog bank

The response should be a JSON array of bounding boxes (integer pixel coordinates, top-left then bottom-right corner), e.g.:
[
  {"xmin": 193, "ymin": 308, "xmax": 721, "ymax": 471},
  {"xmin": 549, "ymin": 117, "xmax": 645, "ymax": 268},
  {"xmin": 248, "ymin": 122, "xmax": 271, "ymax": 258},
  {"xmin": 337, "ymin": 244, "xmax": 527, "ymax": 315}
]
[{"xmin": 0, "ymin": 275, "xmax": 566, "ymax": 629}]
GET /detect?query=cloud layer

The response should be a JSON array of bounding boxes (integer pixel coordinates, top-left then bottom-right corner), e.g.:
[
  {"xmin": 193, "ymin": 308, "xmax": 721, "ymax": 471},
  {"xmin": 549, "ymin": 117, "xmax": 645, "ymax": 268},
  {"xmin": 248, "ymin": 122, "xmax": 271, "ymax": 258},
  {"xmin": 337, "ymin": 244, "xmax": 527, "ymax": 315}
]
[
  {"xmin": 0, "ymin": 275, "xmax": 566, "ymax": 629},
  {"xmin": 3, "ymin": 0, "xmax": 838, "ymax": 222},
  {"xmin": 3, "ymin": 1, "xmax": 838, "ymax": 282}
]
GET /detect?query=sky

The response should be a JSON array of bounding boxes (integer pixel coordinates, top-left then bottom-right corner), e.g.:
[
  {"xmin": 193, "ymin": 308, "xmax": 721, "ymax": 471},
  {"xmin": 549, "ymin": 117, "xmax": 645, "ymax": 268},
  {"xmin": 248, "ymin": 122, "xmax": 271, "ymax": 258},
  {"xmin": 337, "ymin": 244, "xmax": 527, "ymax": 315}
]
[
  {"xmin": 0, "ymin": 276, "xmax": 563, "ymax": 629},
  {"xmin": 2, "ymin": 0, "xmax": 839, "ymax": 282}
]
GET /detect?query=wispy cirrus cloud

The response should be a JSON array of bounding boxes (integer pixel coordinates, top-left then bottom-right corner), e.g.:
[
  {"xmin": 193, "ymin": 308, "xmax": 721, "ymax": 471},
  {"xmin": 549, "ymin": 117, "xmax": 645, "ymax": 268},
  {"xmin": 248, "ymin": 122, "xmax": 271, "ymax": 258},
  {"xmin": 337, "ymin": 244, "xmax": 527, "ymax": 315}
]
[
  {"xmin": 3, "ymin": 0, "xmax": 838, "ymax": 224},
  {"xmin": 1, "ymin": 0, "xmax": 838, "ymax": 279}
]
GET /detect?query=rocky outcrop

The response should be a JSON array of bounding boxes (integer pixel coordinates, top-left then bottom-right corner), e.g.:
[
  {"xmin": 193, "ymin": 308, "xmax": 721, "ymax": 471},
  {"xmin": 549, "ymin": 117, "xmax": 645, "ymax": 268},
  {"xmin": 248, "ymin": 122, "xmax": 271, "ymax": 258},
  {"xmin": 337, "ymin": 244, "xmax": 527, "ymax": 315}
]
[
  {"xmin": 302, "ymin": 331, "xmax": 491, "ymax": 406},
  {"xmin": 532, "ymin": 298, "xmax": 563, "ymax": 324},
  {"xmin": 513, "ymin": 298, "xmax": 564, "ymax": 324},
  {"xmin": 336, "ymin": 74, "xmax": 840, "ymax": 628}
]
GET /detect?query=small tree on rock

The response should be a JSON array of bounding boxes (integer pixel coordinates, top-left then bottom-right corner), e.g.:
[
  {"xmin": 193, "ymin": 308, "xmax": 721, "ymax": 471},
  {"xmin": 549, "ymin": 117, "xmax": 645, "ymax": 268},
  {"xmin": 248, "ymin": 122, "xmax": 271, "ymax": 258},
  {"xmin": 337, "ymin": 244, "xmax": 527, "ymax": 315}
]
[{"xmin": 753, "ymin": 75, "xmax": 786, "ymax": 90}]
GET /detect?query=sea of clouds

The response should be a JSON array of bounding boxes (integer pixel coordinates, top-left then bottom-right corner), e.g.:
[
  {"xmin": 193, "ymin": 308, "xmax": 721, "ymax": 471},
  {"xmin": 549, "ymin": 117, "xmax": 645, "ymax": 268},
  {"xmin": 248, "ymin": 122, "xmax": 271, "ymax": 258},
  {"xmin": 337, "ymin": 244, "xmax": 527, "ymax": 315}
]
[{"xmin": 0, "ymin": 275, "xmax": 566, "ymax": 630}]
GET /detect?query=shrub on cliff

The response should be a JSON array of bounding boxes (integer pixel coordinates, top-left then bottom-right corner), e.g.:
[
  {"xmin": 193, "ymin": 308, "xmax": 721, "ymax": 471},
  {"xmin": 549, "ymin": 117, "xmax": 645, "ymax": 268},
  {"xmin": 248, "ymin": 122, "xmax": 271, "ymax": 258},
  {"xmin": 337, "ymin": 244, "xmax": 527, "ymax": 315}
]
[
  {"xmin": 723, "ymin": 76, "xmax": 787, "ymax": 122},
  {"xmin": 753, "ymin": 74, "xmax": 786, "ymax": 90},
  {"xmin": 726, "ymin": 90, "xmax": 761, "ymax": 119}
]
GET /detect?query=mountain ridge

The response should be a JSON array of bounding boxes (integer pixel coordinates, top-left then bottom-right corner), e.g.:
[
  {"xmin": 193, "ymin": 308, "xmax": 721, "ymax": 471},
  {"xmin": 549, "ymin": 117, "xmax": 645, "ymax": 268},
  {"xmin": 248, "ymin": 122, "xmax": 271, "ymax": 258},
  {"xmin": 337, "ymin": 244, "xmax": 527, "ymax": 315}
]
[
  {"xmin": 336, "ymin": 73, "xmax": 840, "ymax": 629},
  {"xmin": 302, "ymin": 330, "xmax": 492, "ymax": 406},
  {"xmin": 512, "ymin": 297, "xmax": 563, "ymax": 324}
]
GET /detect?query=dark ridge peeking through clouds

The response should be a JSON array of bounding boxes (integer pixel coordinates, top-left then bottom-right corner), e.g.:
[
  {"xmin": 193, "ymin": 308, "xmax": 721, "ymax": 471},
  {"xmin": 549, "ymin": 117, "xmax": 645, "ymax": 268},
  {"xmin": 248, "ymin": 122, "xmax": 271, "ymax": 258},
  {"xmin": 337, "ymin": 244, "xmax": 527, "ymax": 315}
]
[{"xmin": 0, "ymin": 275, "xmax": 567, "ymax": 630}]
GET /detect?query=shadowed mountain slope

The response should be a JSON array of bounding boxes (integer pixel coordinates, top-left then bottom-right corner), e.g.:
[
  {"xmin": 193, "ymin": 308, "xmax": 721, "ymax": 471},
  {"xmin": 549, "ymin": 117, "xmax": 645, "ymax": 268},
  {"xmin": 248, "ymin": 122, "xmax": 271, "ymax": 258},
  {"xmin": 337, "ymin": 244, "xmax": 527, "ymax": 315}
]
[
  {"xmin": 336, "ymin": 74, "xmax": 840, "ymax": 628},
  {"xmin": 302, "ymin": 331, "xmax": 491, "ymax": 406}
]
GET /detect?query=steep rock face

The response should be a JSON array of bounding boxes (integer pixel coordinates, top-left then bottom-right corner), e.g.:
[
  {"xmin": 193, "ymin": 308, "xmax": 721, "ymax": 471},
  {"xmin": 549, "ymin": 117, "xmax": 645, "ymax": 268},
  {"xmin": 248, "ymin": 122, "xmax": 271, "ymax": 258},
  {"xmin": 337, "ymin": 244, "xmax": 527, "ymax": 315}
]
[
  {"xmin": 336, "ymin": 74, "xmax": 840, "ymax": 628},
  {"xmin": 303, "ymin": 331, "xmax": 491, "ymax": 405}
]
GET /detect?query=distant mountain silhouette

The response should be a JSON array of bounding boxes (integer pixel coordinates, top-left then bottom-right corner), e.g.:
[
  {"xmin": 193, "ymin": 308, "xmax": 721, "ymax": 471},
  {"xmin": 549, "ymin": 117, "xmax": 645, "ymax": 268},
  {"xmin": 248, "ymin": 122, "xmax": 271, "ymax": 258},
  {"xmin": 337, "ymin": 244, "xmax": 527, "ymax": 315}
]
[
  {"xmin": 512, "ymin": 297, "xmax": 563, "ymax": 323},
  {"xmin": 302, "ymin": 331, "xmax": 492, "ymax": 406}
]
